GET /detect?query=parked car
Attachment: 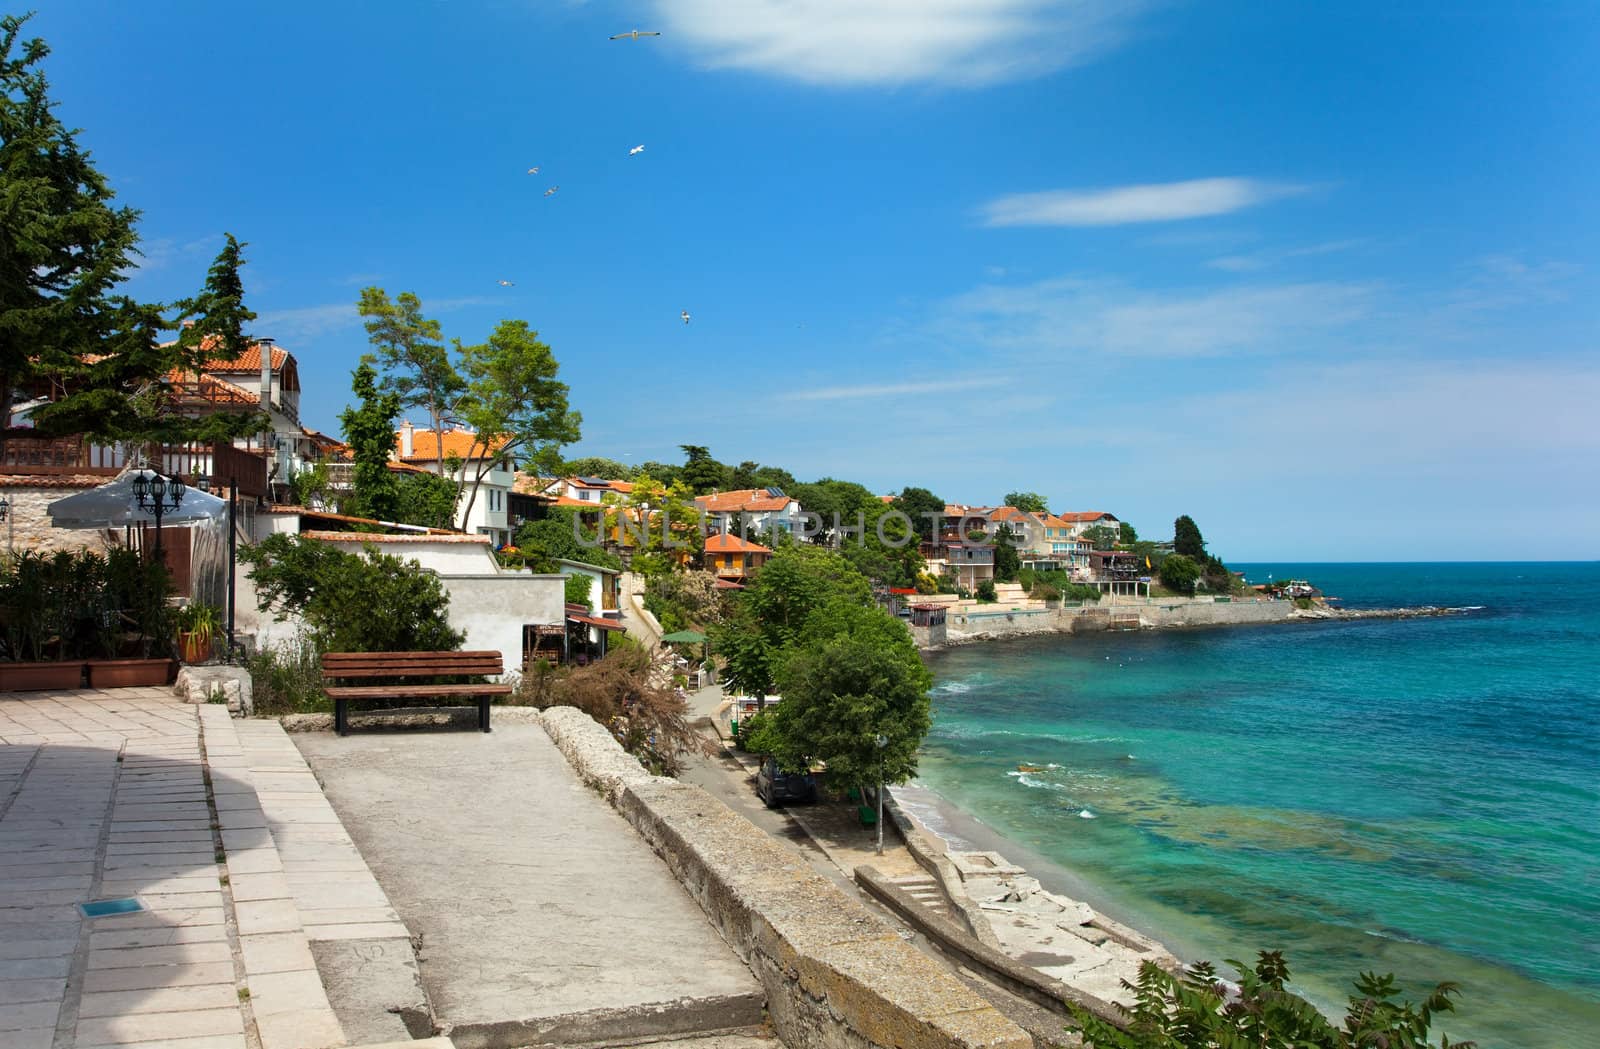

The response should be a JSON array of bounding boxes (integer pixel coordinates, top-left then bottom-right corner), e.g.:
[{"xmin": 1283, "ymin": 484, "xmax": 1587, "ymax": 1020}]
[{"xmin": 756, "ymin": 757, "xmax": 817, "ymax": 808}]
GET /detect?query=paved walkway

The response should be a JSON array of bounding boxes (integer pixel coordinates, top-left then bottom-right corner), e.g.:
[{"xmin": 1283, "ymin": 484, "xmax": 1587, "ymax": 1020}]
[
  {"xmin": 294, "ymin": 722, "xmax": 763, "ymax": 1049},
  {"xmin": 0, "ymin": 689, "xmax": 365, "ymax": 1049}
]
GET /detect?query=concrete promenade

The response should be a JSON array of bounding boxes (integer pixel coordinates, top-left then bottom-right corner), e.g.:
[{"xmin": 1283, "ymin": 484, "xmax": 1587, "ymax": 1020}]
[{"xmin": 293, "ymin": 722, "xmax": 763, "ymax": 1049}]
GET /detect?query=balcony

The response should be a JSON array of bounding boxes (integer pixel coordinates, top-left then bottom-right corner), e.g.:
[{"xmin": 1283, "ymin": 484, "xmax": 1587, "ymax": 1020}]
[{"xmin": 0, "ymin": 433, "xmax": 269, "ymax": 499}]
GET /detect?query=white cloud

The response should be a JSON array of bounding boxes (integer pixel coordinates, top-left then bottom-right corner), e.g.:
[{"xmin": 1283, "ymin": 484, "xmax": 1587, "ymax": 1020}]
[
  {"xmin": 784, "ymin": 377, "xmax": 1007, "ymax": 401},
  {"xmin": 651, "ymin": 0, "xmax": 1143, "ymax": 87},
  {"xmin": 944, "ymin": 276, "xmax": 1375, "ymax": 358},
  {"xmin": 1206, "ymin": 239, "xmax": 1367, "ymax": 272},
  {"xmin": 980, "ymin": 177, "xmax": 1309, "ymax": 227},
  {"xmin": 255, "ymin": 295, "xmax": 496, "ymax": 343}
]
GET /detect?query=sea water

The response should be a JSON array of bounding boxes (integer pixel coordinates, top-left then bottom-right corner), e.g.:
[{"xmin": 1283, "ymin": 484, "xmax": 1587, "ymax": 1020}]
[{"xmin": 914, "ymin": 563, "xmax": 1599, "ymax": 1049}]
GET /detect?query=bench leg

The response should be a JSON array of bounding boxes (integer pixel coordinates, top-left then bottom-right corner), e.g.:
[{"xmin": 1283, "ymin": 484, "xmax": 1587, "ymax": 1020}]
[
  {"xmin": 479, "ymin": 695, "xmax": 491, "ymax": 733},
  {"xmin": 336, "ymin": 698, "xmax": 348, "ymax": 737}
]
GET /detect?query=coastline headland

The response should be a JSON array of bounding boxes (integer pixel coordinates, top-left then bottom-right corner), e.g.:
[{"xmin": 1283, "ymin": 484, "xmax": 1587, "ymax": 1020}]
[{"xmin": 916, "ymin": 590, "xmax": 1469, "ymax": 650}]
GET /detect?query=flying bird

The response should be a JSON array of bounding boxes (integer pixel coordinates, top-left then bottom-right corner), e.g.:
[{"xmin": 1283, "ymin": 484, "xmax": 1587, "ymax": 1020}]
[
  {"xmin": 544, "ymin": 186, "xmax": 560, "ymax": 197},
  {"xmin": 497, "ymin": 280, "xmax": 515, "ymax": 287},
  {"xmin": 681, "ymin": 310, "xmax": 691, "ymax": 325},
  {"xmin": 526, "ymin": 166, "xmax": 540, "ymax": 175},
  {"xmin": 628, "ymin": 144, "xmax": 645, "ymax": 156},
  {"xmin": 610, "ymin": 29, "xmax": 661, "ymax": 41}
]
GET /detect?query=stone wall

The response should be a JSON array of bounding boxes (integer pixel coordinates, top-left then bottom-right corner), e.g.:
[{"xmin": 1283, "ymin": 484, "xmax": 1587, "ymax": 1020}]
[
  {"xmin": 0, "ymin": 481, "xmax": 117, "ymax": 556},
  {"xmin": 939, "ymin": 596, "xmax": 1295, "ymax": 646},
  {"xmin": 539, "ymin": 707, "xmax": 1031, "ymax": 1049}
]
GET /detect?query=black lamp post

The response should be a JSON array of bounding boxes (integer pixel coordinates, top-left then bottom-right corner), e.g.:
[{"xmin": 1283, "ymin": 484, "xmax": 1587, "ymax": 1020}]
[
  {"xmin": 132, "ymin": 470, "xmax": 185, "ymax": 566},
  {"xmin": 0, "ymin": 494, "xmax": 10, "ymax": 556}
]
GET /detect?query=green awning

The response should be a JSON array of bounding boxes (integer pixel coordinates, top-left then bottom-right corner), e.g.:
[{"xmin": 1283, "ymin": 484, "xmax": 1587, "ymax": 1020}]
[{"xmin": 660, "ymin": 629, "xmax": 707, "ymax": 644}]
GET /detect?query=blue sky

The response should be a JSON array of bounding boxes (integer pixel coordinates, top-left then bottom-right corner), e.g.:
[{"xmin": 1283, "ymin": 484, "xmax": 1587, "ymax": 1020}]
[{"xmin": 30, "ymin": 1, "xmax": 1600, "ymax": 560}]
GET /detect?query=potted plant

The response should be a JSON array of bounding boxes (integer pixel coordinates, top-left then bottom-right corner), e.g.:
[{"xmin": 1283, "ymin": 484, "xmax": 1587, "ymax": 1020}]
[
  {"xmin": 0, "ymin": 551, "xmax": 86, "ymax": 691},
  {"xmin": 174, "ymin": 603, "xmax": 221, "ymax": 664},
  {"xmin": 85, "ymin": 552, "xmax": 176, "ymax": 688}
]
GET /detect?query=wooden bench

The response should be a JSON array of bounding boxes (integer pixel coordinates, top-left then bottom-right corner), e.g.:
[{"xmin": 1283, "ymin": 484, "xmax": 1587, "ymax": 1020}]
[{"xmin": 322, "ymin": 651, "xmax": 511, "ymax": 736}]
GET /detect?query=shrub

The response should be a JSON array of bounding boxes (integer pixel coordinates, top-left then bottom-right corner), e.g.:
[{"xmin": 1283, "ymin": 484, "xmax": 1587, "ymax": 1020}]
[
  {"xmin": 563, "ymin": 574, "xmax": 592, "ymax": 608},
  {"xmin": 240, "ymin": 534, "xmax": 464, "ymax": 652},
  {"xmin": 1159, "ymin": 554, "xmax": 1200, "ymax": 595},
  {"xmin": 246, "ymin": 634, "xmax": 329, "ymax": 716},
  {"xmin": 975, "ymin": 580, "xmax": 998, "ymax": 603}
]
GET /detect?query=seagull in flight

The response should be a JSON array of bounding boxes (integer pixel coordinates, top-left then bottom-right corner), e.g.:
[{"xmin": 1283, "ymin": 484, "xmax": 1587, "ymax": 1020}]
[
  {"xmin": 544, "ymin": 186, "xmax": 560, "ymax": 197},
  {"xmin": 629, "ymin": 144, "xmax": 645, "ymax": 156},
  {"xmin": 681, "ymin": 310, "xmax": 691, "ymax": 325},
  {"xmin": 610, "ymin": 29, "xmax": 661, "ymax": 41},
  {"xmin": 497, "ymin": 280, "xmax": 515, "ymax": 287},
  {"xmin": 526, "ymin": 166, "xmax": 540, "ymax": 175}
]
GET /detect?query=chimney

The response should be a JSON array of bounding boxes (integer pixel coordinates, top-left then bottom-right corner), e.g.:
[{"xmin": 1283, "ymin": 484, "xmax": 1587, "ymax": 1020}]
[
  {"xmin": 399, "ymin": 420, "xmax": 413, "ymax": 458},
  {"xmin": 256, "ymin": 337, "xmax": 276, "ymax": 410}
]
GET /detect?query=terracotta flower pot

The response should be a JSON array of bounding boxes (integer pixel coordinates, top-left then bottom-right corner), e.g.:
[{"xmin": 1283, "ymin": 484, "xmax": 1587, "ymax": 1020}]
[
  {"xmin": 179, "ymin": 631, "xmax": 213, "ymax": 665},
  {"xmin": 0, "ymin": 661, "xmax": 86, "ymax": 692},
  {"xmin": 85, "ymin": 659, "xmax": 177, "ymax": 688}
]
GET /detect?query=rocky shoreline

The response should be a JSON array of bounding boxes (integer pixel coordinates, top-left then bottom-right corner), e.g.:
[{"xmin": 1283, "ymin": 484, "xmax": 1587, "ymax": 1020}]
[{"xmin": 1290, "ymin": 603, "xmax": 1475, "ymax": 620}]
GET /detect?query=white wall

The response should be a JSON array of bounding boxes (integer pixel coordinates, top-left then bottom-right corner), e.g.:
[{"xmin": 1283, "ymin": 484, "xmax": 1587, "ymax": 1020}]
[
  {"xmin": 308, "ymin": 536, "xmax": 501, "ymax": 575},
  {"xmin": 439, "ymin": 574, "xmax": 565, "ymax": 673}
]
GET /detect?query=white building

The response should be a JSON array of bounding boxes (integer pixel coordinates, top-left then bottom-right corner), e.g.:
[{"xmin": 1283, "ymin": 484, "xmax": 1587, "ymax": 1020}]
[{"xmin": 394, "ymin": 422, "xmax": 517, "ymax": 546}]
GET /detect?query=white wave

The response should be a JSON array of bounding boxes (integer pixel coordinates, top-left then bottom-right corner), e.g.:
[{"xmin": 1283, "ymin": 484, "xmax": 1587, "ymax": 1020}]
[{"xmin": 1078, "ymin": 809, "xmax": 1097, "ymax": 820}]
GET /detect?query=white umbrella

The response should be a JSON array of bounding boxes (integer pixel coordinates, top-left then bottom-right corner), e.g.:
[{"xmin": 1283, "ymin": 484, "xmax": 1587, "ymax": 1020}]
[{"xmin": 47, "ymin": 469, "xmax": 227, "ymax": 529}]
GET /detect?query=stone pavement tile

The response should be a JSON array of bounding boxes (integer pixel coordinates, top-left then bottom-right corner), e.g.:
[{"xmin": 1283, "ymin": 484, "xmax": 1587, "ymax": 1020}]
[
  {"xmin": 129, "ymin": 891, "xmax": 225, "ymax": 911},
  {"xmin": 0, "ymin": 906, "xmax": 83, "ymax": 925},
  {"xmin": 243, "ymin": 968, "xmax": 327, "ymax": 1013},
  {"xmin": 105, "ymin": 820, "xmax": 213, "ymax": 833},
  {"xmin": 81, "ymin": 961, "xmax": 236, "ymax": 994},
  {"xmin": 228, "ymin": 872, "xmax": 292, "ymax": 902},
  {"xmin": 99, "ymin": 875, "xmax": 221, "ymax": 896},
  {"xmin": 220, "ymin": 828, "xmax": 273, "ymax": 851},
  {"xmin": 217, "ymin": 807, "xmax": 268, "ymax": 830},
  {"xmin": 0, "ymin": 850, "xmax": 98, "ymax": 868},
  {"xmin": 89, "ymin": 906, "xmax": 225, "ymax": 931},
  {"xmin": 89, "ymin": 923, "xmax": 229, "ymax": 950},
  {"xmin": 0, "ymin": 874, "xmax": 94, "ymax": 892},
  {"xmin": 302, "ymin": 921, "xmax": 411, "ymax": 941},
  {"xmin": 79, "ymin": 1036, "xmax": 246, "ymax": 1049},
  {"xmin": 254, "ymin": 1005, "xmax": 345, "ymax": 1049},
  {"xmin": 86, "ymin": 940, "xmax": 233, "ymax": 969},
  {"xmin": 213, "ymin": 793, "xmax": 262, "ymax": 812},
  {"xmin": 235, "ymin": 897, "xmax": 303, "ymax": 936},
  {"xmin": 99, "ymin": 861, "xmax": 216, "ymax": 879},
  {"xmin": 0, "ymin": 861, "xmax": 97, "ymax": 879},
  {"xmin": 0, "ymin": 937, "xmax": 78, "ymax": 961},
  {"xmin": 286, "ymin": 905, "xmax": 398, "ymax": 926},
  {"xmin": 75, "ymin": 1005, "xmax": 245, "ymax": 1045},
  {"xmin": 0, "ymin": 887, "xmax": 89, "ymax": 906},
  {"xmin": 78, "ymin": 981, "xmax": 240, "ymax": 1017},
  {"xmin": 290, "ymin": 883, "xmax": 392, "ymax": 909},
  {"xmin": 0, "ymin": 955, "xmax": 71, "ymax": 980},
  {"xmin": 0, "ymin": 999, "xmax": 61, "ymax": 1031},
  {"xmin": 239, "ymin": 931, "xmax": 316, "ymax": 974},
  {"xmin": 0, "ymin": 978, "xmax": 62, "ymax": 1005},
  {"xmin": 1, "ymin": 1026, "xmax": 52, "ymax": 1049},
  {"xmin": 226, "ymin": 848, "xmax": 285, "ymax": 875}
]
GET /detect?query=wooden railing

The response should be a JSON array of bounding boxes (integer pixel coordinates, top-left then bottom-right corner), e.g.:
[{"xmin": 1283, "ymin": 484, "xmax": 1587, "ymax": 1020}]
[{"xmin": 0, "ymin": 433, "xmax": 269, "ymax": 499}]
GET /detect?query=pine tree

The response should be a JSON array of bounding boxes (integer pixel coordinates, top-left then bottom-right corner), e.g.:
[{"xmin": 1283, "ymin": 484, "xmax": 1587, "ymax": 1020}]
[
  {"xmin": 340, "ymin": 361, "xmax": 402, "ymax": 522},
  {"xmin": 1173, "ymin": 515, "xmax": 1206, "ymax": 557}
]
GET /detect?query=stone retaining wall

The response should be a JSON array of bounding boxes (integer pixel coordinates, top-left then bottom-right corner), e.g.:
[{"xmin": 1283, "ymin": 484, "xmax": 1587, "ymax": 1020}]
[
  {"xmin": 538, "ymin": 707, "xmax": 1031, "ymax": 1049},
  {"xmin": 0, "ymin": 481, "xmax": 111, "ymax": 555},
  {"xmin": 939, "ymin": 597, "xmax": 1294, "ymax": 646}
]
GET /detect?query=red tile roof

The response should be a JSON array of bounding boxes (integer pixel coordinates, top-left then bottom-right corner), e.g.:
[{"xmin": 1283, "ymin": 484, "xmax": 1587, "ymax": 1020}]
[
  {"xmin": 197, "ymin": 341, "xmax": 289, "ymax": 373},
  {"xmin": 395, "ymin": 427, "xmax": 510, "ymax": 463},
  {"xmin": 1058, "ymin": 511, "xmax": 1118, "ymax": 524},
  {"xmin": 696, "ymin": 489, "xmax": 792, "ymax": 513},
  {"xmin": 301, "ymin": 530, "xmax": 490, "ymax": 544},
  {"xmin": 704, "ymin": 532, "xmax": 772, "ymax": 554}
]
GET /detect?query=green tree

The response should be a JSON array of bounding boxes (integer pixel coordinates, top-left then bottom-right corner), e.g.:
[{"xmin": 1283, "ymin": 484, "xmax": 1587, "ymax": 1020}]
[
  {"xmin": 1004, "ymin": 491, "xmax": 1049, "ymax": 513},
  {"xmin": 975, "ymin": 579, "xmax": 998, "ymax": 602},
  {"xmin": 394, "ymin": 471, "xmax": 460, "ymax": 530},
  {"xmin": 679, "ymin": 444, "xmax": 728, "ymax": 494},
  {"xmin": 729, "ymin": 460, "xmax": 797, "ymax": 492},
  {"xmin": 1069, "ymin": 952, "xmax": 1470, "ymax": 1049},
  {"xmin": 1159, "ymin": 553, "xmax": 1200, "ymax": 594},
  {"xmin": 358, "ymin": 288, "xmax": 464, "ymax": 479},
  {"xmin": 561, "ymin": 456, "xmax": 631, "ymax": 480},
  {"xmin": 241, "ymin": 534, "xmax": 464, "ymax": 653},
  {"xmin": 632, "ymin": 460, "xmax": 683, "ymax": 486},
  {"xmin": 892, "ymin": 486, "xmax": 945, "ymax": 542},
  {"xmin": 0, "ymin": 13, "xmax": 141, "ymax": 455},
  {"xmin": 992, "ymin": 524, "xmax": 1021, "ymax": 583},
  {"xmin": 1082, "ymin": 524, "xmax": 1119, "ymax": 551},
  {"xmin": 339, "ymin": 361, "xmax": 402, "ymax": 522},
  {"xmin": 768, "ymin": 601, "xmax": 932, "ymax": 787},
  {"xmin": 1173, "ymin": 514, "xmax": 1206, "ymax": 558},
  {"xmin": 713, "ymin": 545, "xmax": 872, "ymax": 701},
  {"xmin": 453, "ymin": 319, "xmax": 582, "ymax": 527},
  {"xmin": 1118, "ymin": 520, "xmax": 1138, "ymax": 545},
  {"xmin": 514, "ymin": 508, "xmax": 622, "ymax": 573},
  {"xmin": 563, "ymin": 574, "xmax": 592, "ymax": 609},
  {"xmin": 791, "ymin": 478, "xmax": 876, "ymax": 544}
]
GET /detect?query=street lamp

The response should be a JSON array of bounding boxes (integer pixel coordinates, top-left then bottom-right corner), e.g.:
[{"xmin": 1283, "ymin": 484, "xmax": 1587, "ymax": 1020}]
[
  {"xmin": 133, "ymin": 469, "xmax": 185, "ymax": 566},
  {"xmin": 0, "ymin": 494, "xmax": 10, "ymax": 556},
  {"xmin": 874, "ymin": 733, "xmax": 889, "ymax": 855}
]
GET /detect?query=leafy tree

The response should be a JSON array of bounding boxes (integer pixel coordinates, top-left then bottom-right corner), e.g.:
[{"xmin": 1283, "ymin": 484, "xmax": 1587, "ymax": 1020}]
[
  {"xmin": 561, "ymin": 456, "xmax": 631, "ymax": 480},
  {"xmin": 1004, "ymin": 491, "xmax": 1049, "ymax": 513},
  {"xmin": 729, "ymin": 460, "xmax": 797, "ymax": 492},
  {"xmin": 394, "ymin": 470, "xmax": 460, "ymax": 530},
  {"xmin": 241, "ymin": 534, "xmax": 464, "ymax": 652},
  {"xmin": 791, "ymin": 478, "xmax": 877, "ymax": 544},
  {"xmin": 563, "ymin": 574, "xmax": 592, "ymax": 609},
  {"xmin": 1082, "ymin": 524, "xmax": 1120, "ymax": 551},
  {"xmin": 1159, "ymin": 553, "xmax": 1200, "ymax": 594},
  {"xmin": 1119, "ymin": 520, "xmax": 1138, "ymax": 545},
  {"xmin": 0, "ymin": 13, "xmax": 141, "ymax": 455},
  {"xmin": 632, "ymin": 459, "xmax": 682, "ymax": 486},
  {"xmin": 975, "ymin": 579, "xmax": 998, "ymax": 602},
  {"xmin": 617, "ymin": 473, "xmax": 704, "ymax": 573},
  {"xmin": 892, "ymin": 486, "xmax": 945, "ymax": 542},
  {"xmin": 768, "ymin": 601, "xmax": 932, "ymax": 787},
  {"xmin": 841, "ymin": 500, "xmax": 925, "ymax": 589},
  {"xmin": 713, "ymin": 545, "xmax": 873, "ymax": 701},
  {"xmin": 992, "ymin": 524, "xmax": 1020, "ymax": 583},
  {"xmin": 452, "ymin": 318, "xmax": 582, "ymax": 527},
  {"xmin": 358, "ymin": 288, "xmax": 464, "ymax": 478},
  {"xmin": 1173, "ymin": 514, "xmax": 1206, "ymax": 558},
  {"xmin": 339, "ymin": 361, "xmax": 402, "ymax": 522},
  {"xmin": 513, "ymin": 508, "xmax": 622, "ymax": 573},
  {"xmin": 1069, "ymin": 951, "xmax": 1471, "ymax": 1049},
  {"xmin": 679, "ymin": 444, "xmax": 728, "ymax": 494}
]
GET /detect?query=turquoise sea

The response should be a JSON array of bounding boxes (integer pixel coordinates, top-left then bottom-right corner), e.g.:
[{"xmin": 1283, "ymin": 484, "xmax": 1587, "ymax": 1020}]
[{"xmin": 911, "ymin": 563, "xmax": 1599, "ymax": 1049}]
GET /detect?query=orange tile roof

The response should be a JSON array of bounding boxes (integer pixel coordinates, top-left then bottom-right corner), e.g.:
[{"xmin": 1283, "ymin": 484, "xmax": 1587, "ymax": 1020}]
[
  {"xmin": 1058, "ymin": 511, "xmax": 1117, "ymax": 524},
  {"xmin": 697, "ymin": 489, "xmax": 793, "ymax": 513},
  {"xmin": 566, "ymin": 476, "xmax": 634, "ymax": 494},
  {"xmin": 196, "ymin": 340, "xmax": 289, "ymax": 373},
  {"xmin": 395, "ymin": 427, "xmax": 511, "ymax": 462},
  {"xmin": 704, "ymin": 532, "xmax": 772, "ymax": 554},
  {"xmin": 302, "ymin": 530, "xmax": 491, "ymax": 545},
  {"xmin": 164, "ymin": 369, "xmax": 260, "ymax": 407}
]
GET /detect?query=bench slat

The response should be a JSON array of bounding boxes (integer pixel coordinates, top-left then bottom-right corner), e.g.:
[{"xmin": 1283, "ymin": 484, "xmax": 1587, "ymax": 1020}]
[
  {"xmin": 325, "ymin": 684, "xmax": 512, "ymax": 699},
  {"xmin": 323, "ymin": 666, "xmax": 503, "ymax": 679}
]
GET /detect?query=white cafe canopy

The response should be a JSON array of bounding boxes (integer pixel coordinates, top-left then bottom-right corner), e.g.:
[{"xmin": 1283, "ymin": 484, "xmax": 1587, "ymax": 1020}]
[{"xmin": 46, "ymin": 469, "xmax": 228, "ymax": 530}]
